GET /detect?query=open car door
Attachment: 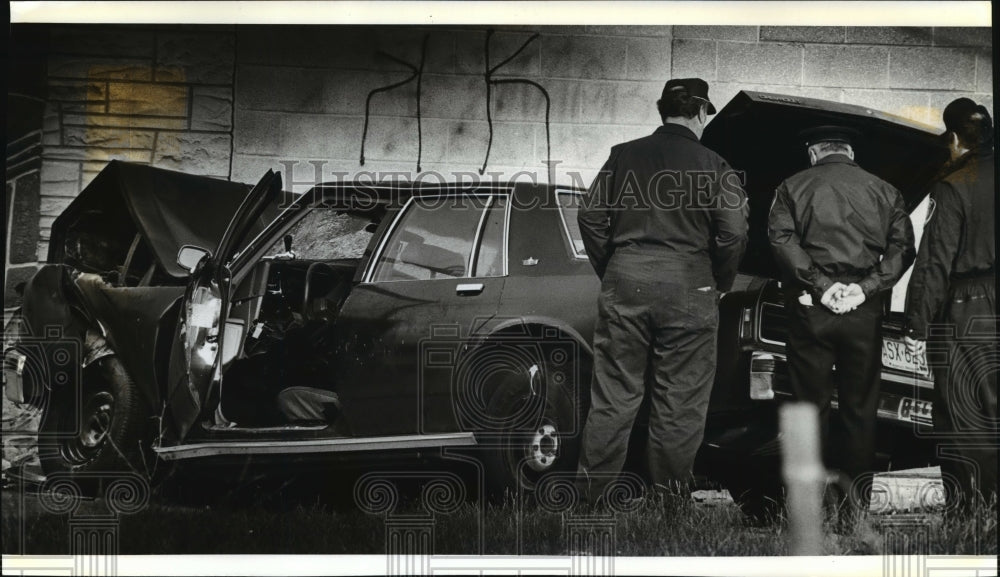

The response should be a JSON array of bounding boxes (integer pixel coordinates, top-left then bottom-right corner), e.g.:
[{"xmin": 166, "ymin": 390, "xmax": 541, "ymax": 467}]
[{"xmin": 167, "ymin": 170, "xmax": 283, "ymax": 440}]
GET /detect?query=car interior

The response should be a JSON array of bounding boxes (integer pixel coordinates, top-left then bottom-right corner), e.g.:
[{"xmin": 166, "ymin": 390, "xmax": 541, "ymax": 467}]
[
  {"xmin": 213, "ymin": 210, "xmax": 374, "ymax": 429},
  {"xmin": 203, "ymin": 194, "xmax": 507, "ymax": 431}
]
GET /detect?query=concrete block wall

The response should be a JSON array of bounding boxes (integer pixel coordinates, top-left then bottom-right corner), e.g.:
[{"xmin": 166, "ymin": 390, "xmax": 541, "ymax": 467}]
[
  {"xmin": 672, "ymin": 25, "xmax": 993, "ymax": 130},
  {"xmin": 36, "ymin": 25, "xmax": 236, "ymax": 261},
  {"xmin": 233, "ymin": 25, "xmax": 992, "ymax": 192},
  {"xmin": 231, "ymin": 25, "xmax": 674, "ymax": 192}
]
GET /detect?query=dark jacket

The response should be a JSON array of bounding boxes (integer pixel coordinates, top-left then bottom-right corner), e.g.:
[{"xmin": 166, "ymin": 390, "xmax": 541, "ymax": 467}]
[
  {"xmin": 768, "ymin": 154, "xmax": 916, "ymax": 301},
  {"xmin": 577, "ymin": 123, "xmax": 749, "ymax": 290},
  {"xmin": 904, "ymin": 149, "xmax": 996, "ymax": 337}
]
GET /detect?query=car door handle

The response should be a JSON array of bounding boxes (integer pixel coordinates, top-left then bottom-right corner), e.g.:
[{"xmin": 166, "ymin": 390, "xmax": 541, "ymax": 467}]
[{"xmin": 456, "ymin": 283, "xmax": 484, "ymax": 296}]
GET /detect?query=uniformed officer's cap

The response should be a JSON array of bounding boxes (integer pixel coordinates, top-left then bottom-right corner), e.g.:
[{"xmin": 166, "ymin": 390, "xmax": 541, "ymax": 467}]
[
  {"xmin": 799, "ymin": 125, "xmax": 862, "ymax": 147},
  {"xmin": 661, "ymin": 78, "xmax": 717, "ymax": 114},
  {"xmin": 942, "ymin": 97, "xmax": 989, "ymax": 134}
]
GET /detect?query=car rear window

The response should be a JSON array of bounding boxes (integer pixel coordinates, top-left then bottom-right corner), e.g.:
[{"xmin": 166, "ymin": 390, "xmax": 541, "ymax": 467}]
[{"xmin": 556, "ymin": 191, "xmax": 587, "ymax": 258}]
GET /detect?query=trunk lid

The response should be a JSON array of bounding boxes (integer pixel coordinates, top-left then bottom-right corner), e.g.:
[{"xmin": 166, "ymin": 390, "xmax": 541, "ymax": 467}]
[{"xmin": 701, "ymin": 90, "xmax": 949, "ymax": 278}]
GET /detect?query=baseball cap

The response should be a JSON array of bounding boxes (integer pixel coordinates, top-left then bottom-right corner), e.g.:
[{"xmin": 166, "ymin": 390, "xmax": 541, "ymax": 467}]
[{"xmin": 661, "ymin": 78, "xmax": 716, "ymax": 114}]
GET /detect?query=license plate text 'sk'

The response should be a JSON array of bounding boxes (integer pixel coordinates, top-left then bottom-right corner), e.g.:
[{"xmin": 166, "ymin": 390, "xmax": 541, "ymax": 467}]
[{"xmin": 882, "ymin": 338, "xmax": 930, "ymax": 377}]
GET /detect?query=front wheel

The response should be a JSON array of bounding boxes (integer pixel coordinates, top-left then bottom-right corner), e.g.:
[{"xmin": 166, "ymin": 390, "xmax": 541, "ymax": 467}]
[
  {"xmin": 482, "ymin": 367, "xmax": 584, "ymax": 501},
  {"xmin": 38, "ymin": 356, "xmax": 152, "ymax": 493}
]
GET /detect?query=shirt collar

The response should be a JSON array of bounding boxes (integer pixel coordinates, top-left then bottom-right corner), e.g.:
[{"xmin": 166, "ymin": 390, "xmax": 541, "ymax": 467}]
[
  {"xmin": 654, "ymin": 123, "xmax": 700, "ymax": 142},
  {"xmin": 814, "ymin": 153, "xmax": 857, "ymax": 167},
  {"xmin": 941, "ymin": 147, "xmax": 994, "ymax": 176}
]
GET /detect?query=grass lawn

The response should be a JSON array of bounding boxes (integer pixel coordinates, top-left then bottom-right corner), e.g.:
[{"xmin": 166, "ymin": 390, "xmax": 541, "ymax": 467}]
[{"xmin": 3, "ymin": 482, "xmax": 995, "ymax": 557}]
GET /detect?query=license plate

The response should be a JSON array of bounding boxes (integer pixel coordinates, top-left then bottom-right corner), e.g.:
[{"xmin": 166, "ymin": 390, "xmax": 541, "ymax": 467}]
[
  {"xmin": 882, "ymin": 337, "xmax": 931, "ymax": 377},
  {"xmin": 898, "ymin": 396, "xmax": 933, "ymax": 425}
]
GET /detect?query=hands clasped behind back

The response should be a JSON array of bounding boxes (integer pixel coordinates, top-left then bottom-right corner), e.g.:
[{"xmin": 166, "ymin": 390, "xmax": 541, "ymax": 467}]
[{"xmin": 820, "ymin": 282, "xmax": 866, "ymax": 314}]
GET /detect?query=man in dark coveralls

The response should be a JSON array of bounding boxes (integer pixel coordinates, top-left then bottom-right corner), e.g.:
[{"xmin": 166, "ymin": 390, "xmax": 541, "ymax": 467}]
[
  {"xmin": 904, "ymin": 98, "xmax": 997, "ymax": 511},
  {"xmin": 576, "ymin": 78, "xmax": 748, "ymax": 502},
  {"xmin": 768, "ymin": 126, "xmax": 915, "ymax": 518}
]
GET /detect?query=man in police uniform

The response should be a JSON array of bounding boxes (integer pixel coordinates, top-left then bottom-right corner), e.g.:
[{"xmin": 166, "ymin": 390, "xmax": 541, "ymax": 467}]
[
  {"xmin": 904, "ymin": 98, "xmax": 997, "ymax": 511},
  {"xmin": 576, "ymin": 78, "xmax": 748, "ymax": 502},
  {"xmin": 768, "ymin": 126, "xmax": 915, "ymax": 519}
]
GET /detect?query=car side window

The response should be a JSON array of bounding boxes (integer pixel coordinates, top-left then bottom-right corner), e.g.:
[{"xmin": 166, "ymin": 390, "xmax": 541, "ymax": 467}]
[
  {"xmin": 473, "ymin": 196, "xmax": 507, "ymax": 277},
  {"xmin": 370, "ymin": 195, "xmax": 507, "ymax": 282},
  {"xmin": 371, "ymin": 195, "xmax": 492, "ymax": 283},
  {"xmin": 556, "ymin": 191, "xmax": 587, "ymax": 258}
]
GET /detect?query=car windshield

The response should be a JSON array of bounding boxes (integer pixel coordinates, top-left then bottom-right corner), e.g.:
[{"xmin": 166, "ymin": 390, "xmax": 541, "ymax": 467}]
[{"xmin": 265, "ymin": 208, "xmax": 373, "ymax": 260}]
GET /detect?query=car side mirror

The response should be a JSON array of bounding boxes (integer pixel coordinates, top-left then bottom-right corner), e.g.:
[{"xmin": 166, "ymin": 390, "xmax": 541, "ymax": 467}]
[{"xmin": 177, "ymin": 245, "xmax": 211, "ymax": 273}]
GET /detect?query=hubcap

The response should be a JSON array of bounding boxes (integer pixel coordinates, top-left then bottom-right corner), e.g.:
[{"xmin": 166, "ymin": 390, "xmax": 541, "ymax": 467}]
[
  {"xmin": 62, "ymin": 391, "xmax": 114, "ymax": 464},
  {"xmin": 525, "ymin": 423, "xmax": 559, "ymax": 472}
]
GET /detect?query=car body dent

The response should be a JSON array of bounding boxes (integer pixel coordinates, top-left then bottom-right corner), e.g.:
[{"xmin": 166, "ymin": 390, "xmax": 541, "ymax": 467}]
[
  {"xmin": 72, "ymin": 274, "xmax": 186, "ymax": 410},
  {"xmin": 16, "ymin": 264, "xmax": 185, "ymax": 411}
]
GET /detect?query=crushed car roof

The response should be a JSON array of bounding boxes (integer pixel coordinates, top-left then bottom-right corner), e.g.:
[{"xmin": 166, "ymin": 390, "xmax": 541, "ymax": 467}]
[{"xmin": 50, "ymin": 161, "xmax": 252, "ymax": 279}]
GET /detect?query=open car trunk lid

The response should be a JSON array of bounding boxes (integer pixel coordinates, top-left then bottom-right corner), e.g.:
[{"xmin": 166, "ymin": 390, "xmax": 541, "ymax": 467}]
[
  {"xmin": 701, "ymin": 91, "xmax": 949, "ymax": 279},
  {"xmin": 49, "ymin": 161, "xmax": 253, "ymax": 280}
]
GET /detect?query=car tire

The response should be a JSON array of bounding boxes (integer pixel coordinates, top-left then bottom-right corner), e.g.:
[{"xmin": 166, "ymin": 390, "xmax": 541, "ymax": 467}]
[
  {"xmin": 481, "ymin": 364, "xmax": 584, "ymax": 502},
  {"xmin": 38, "ymin": 356, "xmax": 152, "ymax": 493}
]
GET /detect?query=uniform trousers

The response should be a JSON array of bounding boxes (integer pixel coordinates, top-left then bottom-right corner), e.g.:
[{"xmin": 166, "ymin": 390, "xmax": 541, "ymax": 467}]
[
  {"xmin": 577, "ymin": 249, "xmax": 719, "ymax": 503},
  {"xmin": 785, "ymin": 293, "xmax": 883, "ymax": 508},
  {"xmin": 928, "ymin": 276, "xmax": 998, "ymax": 510}
]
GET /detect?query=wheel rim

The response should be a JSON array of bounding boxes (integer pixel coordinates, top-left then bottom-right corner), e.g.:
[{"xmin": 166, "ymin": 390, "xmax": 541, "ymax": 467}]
[
  {"xmin": 525, "ymin": 422, "xmax": 560, "ymax": 472},
  {"xmin": 61, "ymin": 391, "xmax": 114, "ymax": 465}
]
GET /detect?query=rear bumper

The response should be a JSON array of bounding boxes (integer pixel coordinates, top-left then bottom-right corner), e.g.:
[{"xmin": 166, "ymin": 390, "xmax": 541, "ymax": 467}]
[{"xmin": 748, "ymin": 350, "xmax": 934, "ymax": 428}]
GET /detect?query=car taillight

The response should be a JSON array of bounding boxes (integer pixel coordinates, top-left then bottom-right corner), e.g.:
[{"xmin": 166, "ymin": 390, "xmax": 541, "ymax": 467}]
[
  {"xmin": 750, "ymin": 351, "xmax": 777, "ymax": 400},
  {"xmin": 739, "ymin": 306, "xmax": 754, "ymax": 342},
  {"xmin": 759, "ymin": 303, "xmax": 787, "ymax": 344}
]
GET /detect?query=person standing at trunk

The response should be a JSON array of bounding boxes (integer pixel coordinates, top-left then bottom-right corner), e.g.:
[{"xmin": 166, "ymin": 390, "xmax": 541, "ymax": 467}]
[
  {"xmin": 576, "ymin": 78, "xmax": 748, "ymax": 503},
  {"xmin": 904, "ymin": 98, "xmax": 997, "ymax": 512},
  {"xmin": 768, "ymin": 126, "xmax": 916, "ymax": 525}
]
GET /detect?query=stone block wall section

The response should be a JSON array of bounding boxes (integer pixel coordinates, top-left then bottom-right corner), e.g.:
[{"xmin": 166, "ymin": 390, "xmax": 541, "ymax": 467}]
[
  {"xmin": 37, "ymin": 25, "xmax": 236, "ymax": 261},
  {"xmin": 6, "ymin": 131, "xmax": 43, "ymax": 308}
]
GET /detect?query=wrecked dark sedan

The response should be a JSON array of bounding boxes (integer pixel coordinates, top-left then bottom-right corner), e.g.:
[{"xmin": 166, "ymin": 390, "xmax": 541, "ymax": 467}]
[{"xmin": 4, "ymin": 91, "xmax": 946, "ymax": 508}]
